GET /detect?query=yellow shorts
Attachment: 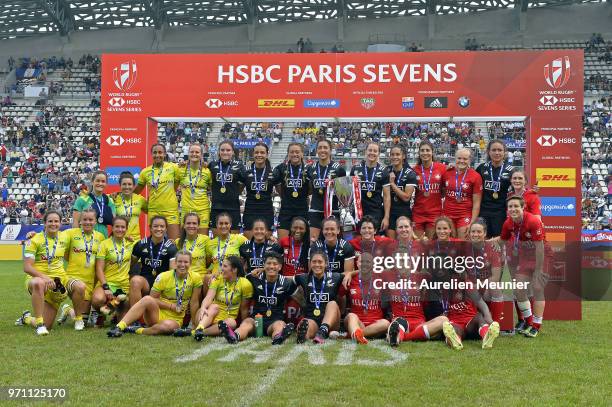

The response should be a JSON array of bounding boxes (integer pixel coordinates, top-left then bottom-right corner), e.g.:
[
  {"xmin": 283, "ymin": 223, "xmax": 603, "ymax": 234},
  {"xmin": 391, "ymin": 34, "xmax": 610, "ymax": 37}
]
[
  {"xmin": 158, "ymin": 308, "xmax": 184, "ymax": 325},
  {"xmin": 213, "ymin": 309, "xmax": 239, "ymax": 324},
  {"xmin": 67, "ymin": 278, "xmax": 94, "ymax": 301},
  {"xmin": 180, "ymin": 207, "xmax": 211, "ymax": 229},
  {"xmin": 95, "ymin": 281, "xmax": 130, "ymax": 296},
  {"xmin": 149, "ymin": 210, "xmax": 180, "ymax": 226},
  {"xmin": 26, "ymin": 275, "xmax": 69, "ymax": 310}
]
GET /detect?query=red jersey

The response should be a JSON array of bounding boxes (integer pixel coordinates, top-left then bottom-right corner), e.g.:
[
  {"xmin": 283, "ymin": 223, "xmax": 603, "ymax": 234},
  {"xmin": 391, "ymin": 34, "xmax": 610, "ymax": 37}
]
[
  {"xmin": 347, "ymin": 274, "xmax": 383, "ymax": 326},
  {"xmin": 412, "ymin": 162, "xmax": 446, "ymax": 217},
  {"xmin": 500, "ymin": 211, "xmax": 546, "ymax": 264},
  {"xmin": 465, "ymin": 242, "xmax": 502, "ymax": 281},
  {"xmin": 389, "ymin": 272, "xmax": 427, "ymax": 322},
  {"xmin": 279, "ymin": 236, "xmax": 306, "ymax": 277},
  {"xmin": 508, "ymin": 189, "xmax": 541, "ymax": 217},
  {"xmin": 349, "ymin": 235, "xmax": 394, "ymax": 254},
  {"xmin": 442, "ymin": 168, "xmax": 483, "ymax": 217}
]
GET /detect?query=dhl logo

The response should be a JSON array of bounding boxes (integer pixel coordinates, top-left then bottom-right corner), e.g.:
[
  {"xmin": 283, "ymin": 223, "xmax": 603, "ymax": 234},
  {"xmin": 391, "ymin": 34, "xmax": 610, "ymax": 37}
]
[
  {"xmin": 257, "ymin": 99, "xmax": 295, "ymax": 108},
  {"xmin": 535, "ymin": 168, "xmax": 576, "ymax": 188}
]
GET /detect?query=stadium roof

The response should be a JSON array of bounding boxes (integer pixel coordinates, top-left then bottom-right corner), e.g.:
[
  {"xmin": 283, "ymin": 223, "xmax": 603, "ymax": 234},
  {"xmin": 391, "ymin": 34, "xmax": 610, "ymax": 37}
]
[{"xmin": 0, "ymin": 0, "xmax": 605, "ymax": 40}]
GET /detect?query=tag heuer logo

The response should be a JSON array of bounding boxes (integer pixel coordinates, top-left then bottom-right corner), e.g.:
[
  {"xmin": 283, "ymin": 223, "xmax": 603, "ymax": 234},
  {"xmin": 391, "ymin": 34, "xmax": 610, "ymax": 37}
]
[
  {"xmin": 537, "ymin": 135, "xmax": 557, "ymax": 146},
  {"xmin": 106, "ymin": 135, "xmax": 124, "ymax": 146},
  {"xmin": 425, "ymin": 97, "xmax": 447, "ymax": 108},
  {"xmin": 206, "ymin": 98, "xmax": 222, "ymax": 108},
  {"xmin": 360, "ymin": 98, "xmax": 375, "ymax": 109},
  {"xmin": 539, "ymin": 96, "xmax": 558, "ymax": 106},
  {"xmin": 108, "ymin": 97, "xmax": 125, "ymax": 107}
]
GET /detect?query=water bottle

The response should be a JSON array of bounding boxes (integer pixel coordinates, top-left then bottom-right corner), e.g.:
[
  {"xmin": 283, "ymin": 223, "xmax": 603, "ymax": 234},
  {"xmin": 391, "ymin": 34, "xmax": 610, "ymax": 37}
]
[{"xmin": 255, "ymin": 314, "xmax": 263, "ymax": 338}]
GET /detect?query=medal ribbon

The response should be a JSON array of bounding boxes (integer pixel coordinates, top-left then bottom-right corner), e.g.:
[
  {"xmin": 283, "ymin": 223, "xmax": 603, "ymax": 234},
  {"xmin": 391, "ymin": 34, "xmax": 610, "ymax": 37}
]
[
  {"xmin": 81, "ymin": 229, "xmax": 93, "ymax": 266},
  {"xmin": 189, "ymin": 162, "xmax": 202, "ymax": 196},
  {"xmin": 513, "ymin": 216, "xmax": 523, "ymax": 256},
  {"xmin": 174, "ymin": 271, "xmax": 188, "ymax": 310},
  {"xmin": 112, "ymin": 237, "xmax": 125, "ymax": 265},
  {"xmin": 151, "ymin": 164, "xmax": 162, "ymax": 189},
  {"xmin": 291, "ymin": 237, "xmax": 302, "ymax": 270},
  {"xmin": 289, "ymin": 163, "xmax": 303, "ymax": 196},
  {"xmin": 219, "ymin": 161, "xmax": 231, "ymax": 190},
  {"xmin": 252, "ymin": 239, "xmax": 266, "ymax": 266},
  {"xmin": 264, "ymin": 278, "xmax": 278, "ymax": 315},
  {"xmin": 252, "ymin": 164, "xmax": 267, "ymax": 196},
  {"xmin": 489, "ymin": 162, "xmax": 502, "ymax": 193},
  {"xmin": 120, "ymin": 194, "xmax": 133, "ymax": 218},
  {"xmin": 327, "ymin": 239, "xmax": 340, "ymax": 273},
  {"xmin": 316, "ymin": 162, "xmax": 329, "ymax": 190},
  {"xmin": 455, "ymin": 169, "xmax": 468, "ymax": 200},
  {"xmin": 364, "ymin": 162, "xmax": 379, "ymax": 193},
  {"xmin": 224, "ymin": 280, "xmax": 237, "ymax": 312},
  {"xmin": 358, "ymin": 273, "xmax": 373, "ymax": 312},
  {"xmin": 149, "ymin": 237, "xmax": 166, "ymax": 274},
  {"xmin": 421, "ymin": 164, "xmax": 434, "ymax": 194},
  {"xmin": 92, "ymin": 194, "xmax": 105, "ymax": 220},
  {"xmin": 311, "ymin": 273, "xmax": 326, "ymax": 312},
  {"xmin": 217, "ymin": 236, "xmax": 230, "ymax": 263},
  {"xmin": 44, "ymin": 232, "xmax": 58, "ymax": 271}
]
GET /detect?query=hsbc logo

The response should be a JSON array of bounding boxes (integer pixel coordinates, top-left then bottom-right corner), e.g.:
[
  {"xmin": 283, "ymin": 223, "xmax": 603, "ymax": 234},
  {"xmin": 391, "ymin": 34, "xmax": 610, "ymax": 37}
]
[
  {"xmin": 108, "ymin": 97, "xmax": 125, "ymax": 107},
  {"xmin": 105, "ymin": 135, "xmax": 142, "ymax": 147},
  {"xmin": 205, "ymin": 98, "xmax": 238, "ymax": 109},
  {"xmin": 113, "ymin": 60, "xmax": 138, "ymax": 91},
  {"xmin": 544, "ymin": 56, "xmax": 571, "ymax": 89},
  {"xmin": 106, "ymin": 135, "xmax": 124, "ymax": 146},
  {"xmin": 537, "ymin": 135, "xmax": 576, "ymax": 147},
  {"xmin": 539, "ymin": 96, "xmax": 557, "ymax": 106}
]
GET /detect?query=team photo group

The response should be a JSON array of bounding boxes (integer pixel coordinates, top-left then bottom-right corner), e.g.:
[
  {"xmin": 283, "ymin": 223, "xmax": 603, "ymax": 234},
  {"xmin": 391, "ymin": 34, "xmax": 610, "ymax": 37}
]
[{"xmin": 17, "ymin": 136, "xmax": 552, "ymax": 351}]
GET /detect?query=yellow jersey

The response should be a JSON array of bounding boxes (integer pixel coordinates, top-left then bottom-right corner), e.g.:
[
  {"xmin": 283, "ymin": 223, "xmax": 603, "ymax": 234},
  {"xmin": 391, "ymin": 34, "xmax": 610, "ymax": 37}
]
[
  {"xmin": 96, "ymin": 237, "xmax": 133, "ymax": 287},
  {"xmin": 113, "ymin": 193, "xmax": 147, "ymax": 242},
  {"xmin": 209, "ymin": 276, "xmax": 253, "ymax": 319},
  {"xmin": 64, "ymin": 228, "xmax": 105, "ymax": 285},
  {"xmin": 23, "ymin": 231, "xmax": 68, "ymax": 279},
  {"xmin": 205, "ymin": 234, "xmax": 249, "ymax": 275},
  {"xmin": 178, "ymin": 164, "xmax": 212, "ymax": 211},
  {"xmin": 152, "ymin": 270, "xmax": 203, "ymax": 315},
  {"xmin": 175, "ymin": 234, "xmax": 210, "ymax": 276},
  {"xmin": 138, "ymin": 162, "xmax": 180, "ymax": 212}
]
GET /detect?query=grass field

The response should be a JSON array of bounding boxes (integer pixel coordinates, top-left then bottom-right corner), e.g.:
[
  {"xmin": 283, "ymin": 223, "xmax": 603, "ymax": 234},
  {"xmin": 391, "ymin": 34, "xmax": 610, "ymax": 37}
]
[{"xmin": 2, "ymin": 260, "xmax": 611, "ymax": 406}]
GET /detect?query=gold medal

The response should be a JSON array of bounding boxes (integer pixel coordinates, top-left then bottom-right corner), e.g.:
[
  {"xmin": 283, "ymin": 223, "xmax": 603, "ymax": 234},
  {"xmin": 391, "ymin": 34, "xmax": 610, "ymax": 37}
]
[
  {"xmin": 220, "ymin": 187, "xmax": 226, "ymax": 194},
  {"xmin": 313, "ymin": 308, "xmax": 321, "ymax": 317},
  {"xmin": 424, "ymin": 191, "xmax": 430, "ymax": 197},
  {"xmin": 266, "ymin": 309, "xmax": 272, "ymax": 317},
  {"xmin": 492, "ymin": 192, "xmax": 499, "ymax": 199},
  {"xmin": 292, "ymin": 191, "xmax": 299, "ymax": 198},
  {"xmin": 366, "ymin": 191, "xmax": 373, "ymax": 198},
  {"xmin": 319, "ymin": 189, "xmax": 324, "ymax": 195},
  {"xmin": 256, "ymin": 193, "xmax": 261, "ymax": 200}
]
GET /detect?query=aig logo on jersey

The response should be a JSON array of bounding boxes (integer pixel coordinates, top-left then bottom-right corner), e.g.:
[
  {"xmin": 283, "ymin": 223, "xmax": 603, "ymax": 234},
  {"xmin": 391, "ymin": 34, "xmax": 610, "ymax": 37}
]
[
  {"xmin": 216, "ymin": 173, "xmax": 233, "ymax": 182},
  {"xmin": 310, "ymin": 293, "xmax": 329, "ymax": 302},
  {"xmin": 536, "ymin": 168, "xmax": 576, "ymax": 188},
  {"xmin": 257, "ymin": 295, "xmax": 277, "ymax": 306},
  {"xmin": 250, "ymin": 182, "xmax": 267, "ymax": 191},
  {"xmin": 250, "ymin": 258, "xmax": 264, "ymax": 268},
  {"xmin": 286, "ymin": 179, "xmax": 303, "ymax": 188}
]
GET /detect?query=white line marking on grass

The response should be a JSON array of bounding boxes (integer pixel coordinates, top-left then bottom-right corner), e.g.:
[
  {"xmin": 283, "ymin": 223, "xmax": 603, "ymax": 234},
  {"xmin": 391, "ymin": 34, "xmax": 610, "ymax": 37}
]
[
  {"xmin": 356, "ymin": 340, "xmax": 408, "ymax": 366},
  {"xmin": 335, "ymin": 341, "xmax": 357, "ymax": 365},
  {"xmin": 174, "ymin": 341, "xmax": 227, "ymax": 363},
  {"xmin": 217, "ymin": 340, "xmax": 276, "ymax": 364},
  {"xmin": 237, "ymin": 342, "xmax": 332, "ymax": 407}
]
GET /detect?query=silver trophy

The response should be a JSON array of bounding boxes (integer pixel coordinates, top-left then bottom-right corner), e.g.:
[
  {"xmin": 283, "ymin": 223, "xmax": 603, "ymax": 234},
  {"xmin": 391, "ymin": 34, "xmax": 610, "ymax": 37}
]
[{"xmin": 333, "ymin": 176, "xmax": 358, "ymax": 231}]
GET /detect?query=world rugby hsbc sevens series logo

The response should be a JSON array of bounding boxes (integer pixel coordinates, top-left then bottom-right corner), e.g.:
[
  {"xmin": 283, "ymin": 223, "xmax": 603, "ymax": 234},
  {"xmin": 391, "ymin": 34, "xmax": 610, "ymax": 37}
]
[
  {"xmin": 113, "ymin": 60, "xmax": 138, "ymax": 91},
  {"xmin": 544, "ymin": 56, "xmax": 570, "ymax": 89}
]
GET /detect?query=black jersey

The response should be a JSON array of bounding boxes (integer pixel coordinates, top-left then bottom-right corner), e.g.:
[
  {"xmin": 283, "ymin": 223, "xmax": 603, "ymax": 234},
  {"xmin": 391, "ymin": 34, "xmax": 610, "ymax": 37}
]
[
  {"xmin": 272, "ymin": 162, "xmax": 310, "ymax": 212},
  {"xmin": 311, "ymin": 238, "xmax": 355, "ymax": 274},
  {"xmin": 306, "ymin": 161, "xmax": 346, "ymax": 212},
  {"xmin": 247, "ymin": 274, "xmax": 297, "ymax": 320},
  {"xmin": 476, "ymin": 161, "xmax": 514, "ymax": 213},
  {"xmin": 350, "ymin": 162, "xmax": 390, "ymax": 216},
  {"xmin": 209, "ymin": 159, "xmax": 247, "ymax": 210},
  {"xmin": 239, "ymin": 239, "xmax": 284, "ymax": 272},
  {"xmin": 385, "ymin": 165, "xmax": 418, "ymax": 216},
  {"xmin": 295, "ymin": 272, "xmax": 343, "ymax": 318},
  {"xmin": 243, "ymin": 163, "xmax": 275, "ymax": 211},
  {"xmin": 131, "ymin": 237, "xmax": 178, "ymax": 281}
]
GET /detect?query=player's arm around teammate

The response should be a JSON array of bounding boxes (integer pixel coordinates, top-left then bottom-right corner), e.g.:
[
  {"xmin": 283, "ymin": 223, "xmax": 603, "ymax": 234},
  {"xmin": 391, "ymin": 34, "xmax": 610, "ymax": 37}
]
[
  {"xmin": 107, "ymin": 251, "xmax": 202, "ymax": 337},
  {"xmin": 17, "ymin": 210, "xmax": 69, "ymax": 335}
]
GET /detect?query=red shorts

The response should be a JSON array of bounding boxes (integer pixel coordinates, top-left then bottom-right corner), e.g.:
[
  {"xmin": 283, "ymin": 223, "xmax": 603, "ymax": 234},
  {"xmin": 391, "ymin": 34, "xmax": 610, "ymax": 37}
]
[
  {"xmin": 448, "ymin": 314, "xmax": 475, "ymax": 330},
  {"xmin": 354, "ymin": 310, "xmax": 385, "ymax": 327},
  {"xmin": 448, "ymin": 214, "xmax": 472, "ymax": 229},
  {"xmin": 412, "ymin": 214, "xmax": 436, "ymax": 232},
  {"xmin": 406, "ymin": 317, "xmax": 426, "ymax": 332}
]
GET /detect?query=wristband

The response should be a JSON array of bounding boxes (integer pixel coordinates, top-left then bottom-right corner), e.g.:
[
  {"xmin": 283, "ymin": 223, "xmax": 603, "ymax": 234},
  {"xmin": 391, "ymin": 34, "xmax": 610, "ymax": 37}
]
[{"xmin": 102, "ymin": 283, "xmax": 110, "ymax": 290}]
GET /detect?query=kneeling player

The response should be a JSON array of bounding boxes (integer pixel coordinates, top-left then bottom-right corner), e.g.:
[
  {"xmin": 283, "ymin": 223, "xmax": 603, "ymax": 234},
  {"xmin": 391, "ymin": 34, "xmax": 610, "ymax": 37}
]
[
  {"xmin": 193, "ymin": 256, "xmax": 253, "ymax": 341},
  {"xmin": 294, "ymin": 250, "xmax": 342, "ymax": 344},
  {"xmin": 344, "ymin": 259, "xmax": 389, "ymax": 345},
  {"xmin": 107, "ymin": 251, "xmax": 202, "ymax": 337},
  {"xmin": 441, "ymin": 272, "xmax": 500, "ymax": 350},
  {"xmin": 221, "ymin": 252, "xmax": 297, "ymax": 345}
]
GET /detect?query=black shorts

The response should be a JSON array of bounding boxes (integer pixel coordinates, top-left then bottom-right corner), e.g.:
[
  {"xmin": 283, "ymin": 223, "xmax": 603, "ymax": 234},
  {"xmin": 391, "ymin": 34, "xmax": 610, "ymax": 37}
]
[
  {"xmin": 210, "ymin": 208, "xmax": 241, "ymax": 229},
  {"xmin": 480, "ymin": 211, "xmax": 505, "ymax": 238},
  {"xmin": 243, "ymin": 209, "xmax": 274, "ymax": 231},
  {"xmin": 278, "ymin": 209, "xmax": 308, "ymax": 231},
  {"xmin": 261, "ymin": 317, "xmax": 284, "ymax": 335},
  {"xmin": 388, "ymin": 212, "xmax": 412, "ymax": 231}
]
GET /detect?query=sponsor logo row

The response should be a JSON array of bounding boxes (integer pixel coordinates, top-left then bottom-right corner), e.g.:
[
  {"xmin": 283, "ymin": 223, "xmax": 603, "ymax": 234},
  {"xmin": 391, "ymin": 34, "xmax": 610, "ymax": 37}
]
[{"xmin": 201, "ymin": 96, "xmax": 469, "ymax": 110}]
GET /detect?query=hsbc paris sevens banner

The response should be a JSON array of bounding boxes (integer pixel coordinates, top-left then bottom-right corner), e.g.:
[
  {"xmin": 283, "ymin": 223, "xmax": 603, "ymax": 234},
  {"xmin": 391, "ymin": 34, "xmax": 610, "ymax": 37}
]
[{"xmin": 101, "ymin": 51, "xmax": 583, "ymax": 319}]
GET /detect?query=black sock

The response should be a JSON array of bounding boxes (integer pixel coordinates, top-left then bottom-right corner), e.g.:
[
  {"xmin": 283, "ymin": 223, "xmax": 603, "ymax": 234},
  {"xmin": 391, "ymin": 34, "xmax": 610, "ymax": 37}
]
[{"xmin": 319, "ymin": 323, "xmax": 330, "ymax": 338}]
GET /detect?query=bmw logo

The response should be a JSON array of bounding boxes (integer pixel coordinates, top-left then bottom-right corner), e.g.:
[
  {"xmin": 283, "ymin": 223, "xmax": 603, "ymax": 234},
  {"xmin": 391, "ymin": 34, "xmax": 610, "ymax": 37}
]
[{"xmin": 458, "ymin": 96, "xmax": 470, "ymax": 108}]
